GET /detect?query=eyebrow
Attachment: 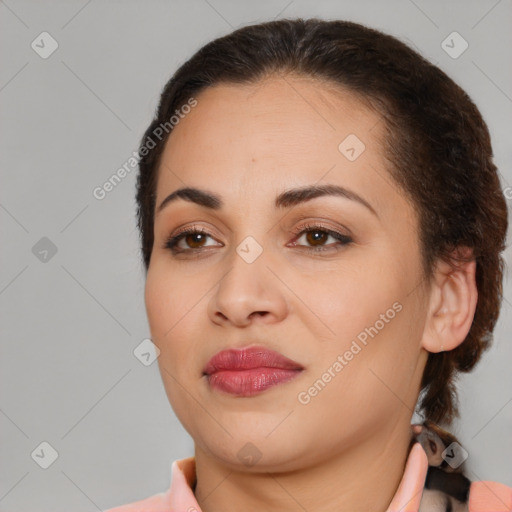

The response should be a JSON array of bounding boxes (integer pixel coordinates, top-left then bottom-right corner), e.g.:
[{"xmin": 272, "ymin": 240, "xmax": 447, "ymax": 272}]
[{"xmin": 156, "ymin": 184, "xmax": 378, "ymax": 218}]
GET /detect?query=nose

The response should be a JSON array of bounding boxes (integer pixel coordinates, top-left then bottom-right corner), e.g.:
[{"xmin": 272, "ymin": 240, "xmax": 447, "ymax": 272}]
[{"xmin": 207, "ymin": 245, "xmax": 288, "ymax": 327}]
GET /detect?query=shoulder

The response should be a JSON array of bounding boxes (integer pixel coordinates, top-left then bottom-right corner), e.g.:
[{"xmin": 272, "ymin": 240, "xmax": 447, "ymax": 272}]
[{"xmin": 469, "ymin": 480, "xmax": 512, "ymax": 511}]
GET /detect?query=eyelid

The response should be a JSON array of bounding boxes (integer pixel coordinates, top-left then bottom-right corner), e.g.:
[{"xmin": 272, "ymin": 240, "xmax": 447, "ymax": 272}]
[
  {"xmin": 291, "ymin": 218, "xmax": 352, "ymax": 237},
  {"xmin": 288, "ymin": 214, "xmax": 354, "ymax": 237}
]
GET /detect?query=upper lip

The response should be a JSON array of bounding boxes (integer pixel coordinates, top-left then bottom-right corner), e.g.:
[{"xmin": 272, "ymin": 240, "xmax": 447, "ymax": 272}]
[{"xmin": 203, "ymin": 346, "xmax": 304, "ymax": 375}]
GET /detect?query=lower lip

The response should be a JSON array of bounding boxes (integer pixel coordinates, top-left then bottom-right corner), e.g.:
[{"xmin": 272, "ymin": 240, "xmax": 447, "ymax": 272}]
[{"xmin": 206, "ymin": 367, "xmax": 302, "ymax": 396}]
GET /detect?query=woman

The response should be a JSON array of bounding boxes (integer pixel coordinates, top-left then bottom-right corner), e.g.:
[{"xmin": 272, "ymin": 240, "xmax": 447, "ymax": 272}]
[{"xmin": 104, "ymin": 18, "xmax": 511, "ymax": 512}]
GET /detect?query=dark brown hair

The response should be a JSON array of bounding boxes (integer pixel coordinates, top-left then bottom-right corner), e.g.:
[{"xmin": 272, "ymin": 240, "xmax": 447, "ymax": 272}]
[{"xmin": 135, "ymin": 18, "xmax": 508, "ymax": 425}]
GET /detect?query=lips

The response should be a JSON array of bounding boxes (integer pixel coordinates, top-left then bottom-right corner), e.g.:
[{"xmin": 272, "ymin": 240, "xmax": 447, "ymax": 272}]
[
  {"xmin": 203, "ymin": 346, "xmax": 304, "ymax": 396},
  {"xmin": 203, "ymin": 346, "xmax": 304, "ymax": 375}
]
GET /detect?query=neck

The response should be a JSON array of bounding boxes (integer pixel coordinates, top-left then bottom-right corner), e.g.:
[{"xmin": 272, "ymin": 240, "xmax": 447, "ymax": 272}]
[{"xmin": 193, "ymin": 421, "xmax": 414, "ymax": 512}]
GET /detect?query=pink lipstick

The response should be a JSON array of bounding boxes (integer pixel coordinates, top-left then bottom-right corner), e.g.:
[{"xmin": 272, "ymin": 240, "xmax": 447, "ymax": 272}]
[{"xmin": 203, "ymin": 346, "xmax": 304, "ymax": 396}]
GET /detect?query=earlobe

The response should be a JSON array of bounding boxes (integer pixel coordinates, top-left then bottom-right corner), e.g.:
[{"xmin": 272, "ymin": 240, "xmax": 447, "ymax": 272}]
[{"xmin": 421, "ymin": 249, "xmax": 478, "ymax": 354}]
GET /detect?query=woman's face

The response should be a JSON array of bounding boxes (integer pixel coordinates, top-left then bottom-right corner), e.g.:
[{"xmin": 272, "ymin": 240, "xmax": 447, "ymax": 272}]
[{"xmin": 145, "ymin": 75, "xmax": 431, "ymax": 471}]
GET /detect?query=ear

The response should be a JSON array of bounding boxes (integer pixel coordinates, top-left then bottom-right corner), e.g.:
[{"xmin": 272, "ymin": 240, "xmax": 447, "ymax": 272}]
[{"xmin": 421, "ymin": 247, "xmax": 478, "ymax": 353}]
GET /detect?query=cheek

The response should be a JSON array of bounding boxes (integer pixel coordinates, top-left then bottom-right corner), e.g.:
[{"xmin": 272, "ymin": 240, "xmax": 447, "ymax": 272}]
[
  {"xmin": 304, "ymin": 311, "xmax": 416, "ymax": 427},
  {"xmin": 144, "ymin": 268, "xmax": 170, "ymax": 340},
  {"xmin": 145, "ymin": 265, "xmax": 209, "ymax": 437},
  {"xmin": 288, "ymin": 262, "xmax": 398, "ymax": 346},
  {"xmin": 303, "ymin": 267, "xmax": 415, "ymax": 387},
  {"xmin": 144, "ymin": 263, "xmax": 206, "ymax": 374},
  {"xmin": 144, "ymin": 264, "xmax": 196, "ymax": 356},
  {"xmin": 145, "ymin": 262, "xmax": 198, "ymax": 337}
]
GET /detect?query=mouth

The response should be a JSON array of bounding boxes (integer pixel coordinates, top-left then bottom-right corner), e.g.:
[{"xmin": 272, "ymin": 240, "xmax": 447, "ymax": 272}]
[{"xmin": 203, "ymin": 346, "xmax": 304, "ymax": 397}]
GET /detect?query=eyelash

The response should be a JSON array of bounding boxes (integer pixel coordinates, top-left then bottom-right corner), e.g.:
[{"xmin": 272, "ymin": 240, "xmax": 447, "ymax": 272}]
[{"xmin": 163, "ymin": 222, "xmax": 353, "ymax": 255}]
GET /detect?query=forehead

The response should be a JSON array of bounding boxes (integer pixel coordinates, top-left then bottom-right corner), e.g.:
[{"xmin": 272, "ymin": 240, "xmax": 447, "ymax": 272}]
[
  {"xmin": 155, "ymin": 75, "xmax": 413, "ymax": 225},
  {"xmin": 162, "ymin": 74, "xmax": 380, "ymax": 165}
]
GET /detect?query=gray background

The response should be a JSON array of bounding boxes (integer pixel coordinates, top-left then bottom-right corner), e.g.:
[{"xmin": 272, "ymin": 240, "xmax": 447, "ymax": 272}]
[{"xmin": 1, "ymin": 0, "xmax": 511, "ymax": 510}]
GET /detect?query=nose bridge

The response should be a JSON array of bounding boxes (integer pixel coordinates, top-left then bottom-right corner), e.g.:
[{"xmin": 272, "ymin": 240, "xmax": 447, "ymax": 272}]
[
  {"xmin": 208, "ymin": 229, "xmax": 285, "ymax": 325},
  {"xmin": 223, "ymin": 182, "xmax": 273, "ymax": 268},
  {"xmin": 235, "ymin": 233, "xmax": 266, "ymax": 265},
  {"xmin": 224, "ymin": 231, "xmax": 269, "ymax": 298}
]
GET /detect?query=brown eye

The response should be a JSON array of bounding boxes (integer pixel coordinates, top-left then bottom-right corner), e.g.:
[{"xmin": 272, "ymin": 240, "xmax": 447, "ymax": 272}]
[
  {"xmin": 291, "ymin": 222, "xmax": 353, "ymax": 253},
  {"xmin": 183, "ymin": 232, "xmax": 208, "ymax": 249},
  {"xmin": 164, "ymin": 227, "xmax": 221, "ymax": 253},
  {"xmin": 429, "ymin": 440, "xmax": 437, "ymax": 454},
  {"xmin": 305, "ymin": 230, "xmax": 329, "ymax": 246}
]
